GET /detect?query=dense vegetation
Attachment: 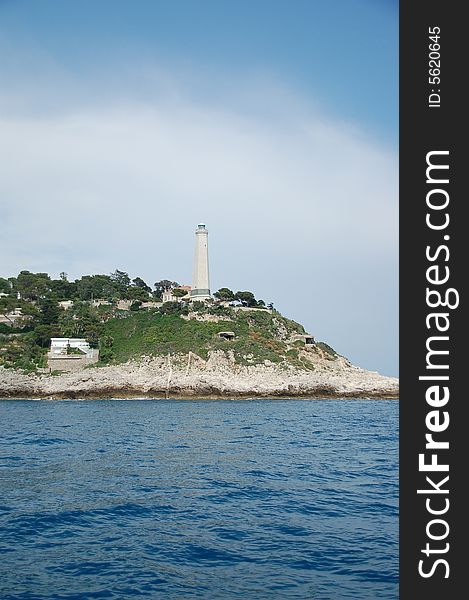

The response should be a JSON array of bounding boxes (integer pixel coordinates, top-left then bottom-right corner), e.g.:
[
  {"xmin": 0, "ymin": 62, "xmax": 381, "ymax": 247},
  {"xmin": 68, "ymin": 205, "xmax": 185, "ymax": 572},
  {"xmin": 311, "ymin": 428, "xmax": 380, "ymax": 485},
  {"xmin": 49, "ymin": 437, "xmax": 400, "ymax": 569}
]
[
  {"xmin": 101, "ymin": 307, "xmax": 308, "ymax": 366},
  {"xmin": 1, "ymin": 270, "xmax": 315, "ymax": 371}
]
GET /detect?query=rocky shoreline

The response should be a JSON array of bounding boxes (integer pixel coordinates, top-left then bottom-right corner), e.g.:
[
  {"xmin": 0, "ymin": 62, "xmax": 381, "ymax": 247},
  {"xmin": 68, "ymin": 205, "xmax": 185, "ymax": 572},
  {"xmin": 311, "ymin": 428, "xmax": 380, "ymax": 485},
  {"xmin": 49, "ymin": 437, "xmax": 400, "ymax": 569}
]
[{"xmin": 0, "ymin": 351, "xmax": 398, "ymax": 400}]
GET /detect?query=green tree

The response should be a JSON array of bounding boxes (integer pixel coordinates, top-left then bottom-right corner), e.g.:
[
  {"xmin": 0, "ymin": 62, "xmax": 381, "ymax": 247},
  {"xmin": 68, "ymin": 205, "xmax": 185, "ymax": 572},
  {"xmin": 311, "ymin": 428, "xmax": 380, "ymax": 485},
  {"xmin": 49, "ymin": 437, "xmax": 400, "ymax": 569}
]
[
  {"xmin": 0, "ymin": 296, "xmax": 17, "ymax": 313},
  {"xmin": 15, "ymin": 271, "xmax": 51, "ymax": 300},
  {"xmin": 154, "ymin": 280, "xmax": 179, "ymax": 296},
  {"xmin": 0, "ymin": 332, "xmax": 48, "ymax": 370},
  {"xmin": 111, "ymin": 269, "xmax": 131, "ymax": 286},
  {"xmin": 100, "ymin": 335, "xmax": 114, "ymax": 348},
  {"xmin": 59, "ymin": 312, "xmax": 85, "ymax": 337},
  {"xmin": 214, "ymin": 288, "xmax": 235, "ymax": 301},
  {"xmin": 132, "ymin": 277, "xmax": 151, "ymax": 292},
  {"xmin": 76, "ymin": 275, "xmax": 116, "ymax": 300},
  {"xmin": 86, "ymin": 329, "xmax": 100, "ymax": 348},
  {"xmin": 49, "ymin": 278, "xmax": 78, "ymax": 300},
  {"xmin": 0, "ymin": 277, "xmax": 11, "ymax": 294},
  {"xmin": 127, "ymin": 286, "xmax": 150, "ymax": 301},
  {"xmin": 235, "ymin": 291, "xmax": 257, "ymax": 307},
  {"xmin": 172, "ymin": 288, "xmax": 189, "ymax": 298},
  {"xmin": 159, "ymin": 301, "xmax": 188, "ymax": 315},
  {"xmin": 20, "ymin": 302, "xmax": 40, "ymax": 319},
  {"xmin": 33, "ymin": 324, "xmax": 60, "ymax": 348},
  {"xmin": 58, "ymin": 302, "xmax": 103, "ymax": 346},
  {"xmin": 109, "ymin": 270, "xmax": 131, "ymax": 298},
  {"xmin": 99, "ymin": 335, "xmax": 114, "ymax": 363},
  {"xmin": 37, "ymin": 298, "xmax": 61, "ymax": 325}
]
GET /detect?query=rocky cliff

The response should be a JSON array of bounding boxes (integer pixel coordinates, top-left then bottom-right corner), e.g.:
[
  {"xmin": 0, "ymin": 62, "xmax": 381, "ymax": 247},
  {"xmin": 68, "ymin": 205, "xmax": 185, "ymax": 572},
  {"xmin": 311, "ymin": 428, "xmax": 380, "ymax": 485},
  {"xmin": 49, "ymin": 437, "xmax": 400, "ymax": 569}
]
[
  {"xmin": 0, "ymin": 305, "xmax": 398, "ymax": 399},
  {"xmin": 0, "ymin": 350, "xmax": 398, "ymax": 399}
]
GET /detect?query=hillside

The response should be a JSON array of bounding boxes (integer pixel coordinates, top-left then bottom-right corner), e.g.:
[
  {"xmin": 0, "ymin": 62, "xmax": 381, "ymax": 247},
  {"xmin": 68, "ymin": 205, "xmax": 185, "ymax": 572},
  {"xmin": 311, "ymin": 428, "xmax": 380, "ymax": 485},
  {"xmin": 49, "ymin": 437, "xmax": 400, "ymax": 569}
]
[
  {"xmin": 100, "ymin": 305, "xmax": 334, "ymax": 369},
  {"xmin": 0, "ymin": 304, "xmax": 398, "ymax": 400},
  {"xmin": 0, "ymin": 270, "xmax": 398, "ymax": 399},
  {"xmin": 1, "ymin": 270, "xmax": 292, "ymax": 372}
]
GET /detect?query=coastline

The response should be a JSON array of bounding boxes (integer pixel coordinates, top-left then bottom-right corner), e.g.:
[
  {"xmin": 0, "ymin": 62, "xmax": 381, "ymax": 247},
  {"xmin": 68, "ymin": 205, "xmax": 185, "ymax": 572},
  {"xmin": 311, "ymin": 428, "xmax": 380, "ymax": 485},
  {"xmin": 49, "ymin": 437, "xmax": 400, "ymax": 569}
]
[
  {"xmin": 0, "ymin": 391, "xmax": 399, "ymax": 400},
  {"xmin": 0, "ymin": 352, "xmax": 398, "ymax": 401}
]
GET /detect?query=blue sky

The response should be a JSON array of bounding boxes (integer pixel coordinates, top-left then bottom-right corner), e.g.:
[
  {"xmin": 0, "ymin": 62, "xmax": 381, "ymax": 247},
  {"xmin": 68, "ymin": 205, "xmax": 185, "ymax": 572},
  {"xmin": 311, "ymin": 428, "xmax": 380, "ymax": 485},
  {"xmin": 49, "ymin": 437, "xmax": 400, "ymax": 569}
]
[
  {"xmin": 0, "ymin": 0, "xmax": 398, "ymax": 375},
  {"xmin": 1, "ymin": 0, "xmax": 397, "ymax": 143}
]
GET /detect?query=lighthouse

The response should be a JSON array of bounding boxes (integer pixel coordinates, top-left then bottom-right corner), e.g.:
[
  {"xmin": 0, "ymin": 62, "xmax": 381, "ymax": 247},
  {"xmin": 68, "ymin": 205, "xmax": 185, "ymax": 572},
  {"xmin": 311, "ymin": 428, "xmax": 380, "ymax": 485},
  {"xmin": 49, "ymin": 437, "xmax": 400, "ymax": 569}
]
[{"xmin": 191, "ymin": 223, "xmax": 211, "ymax": 301}]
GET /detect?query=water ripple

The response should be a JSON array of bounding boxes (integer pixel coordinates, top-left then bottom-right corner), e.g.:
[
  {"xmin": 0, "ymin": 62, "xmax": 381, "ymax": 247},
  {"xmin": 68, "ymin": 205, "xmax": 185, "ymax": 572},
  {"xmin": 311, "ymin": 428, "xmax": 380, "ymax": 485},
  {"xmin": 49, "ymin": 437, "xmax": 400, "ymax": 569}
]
[{"xmin": 0, "ymin": 399, "xmax": 398, "ymax": 599}]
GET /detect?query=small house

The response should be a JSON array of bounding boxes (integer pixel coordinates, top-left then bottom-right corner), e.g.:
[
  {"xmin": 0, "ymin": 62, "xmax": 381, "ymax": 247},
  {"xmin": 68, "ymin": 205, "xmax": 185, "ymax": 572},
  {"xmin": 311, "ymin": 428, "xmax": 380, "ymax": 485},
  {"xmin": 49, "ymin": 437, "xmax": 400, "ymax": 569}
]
[
  {"xmin": 48, "ymin": 338, "xmax": 99, "ymax": 372},
  {"xmin": 290, "ymin": 333, "xmax": 315, "ymax": 346}
]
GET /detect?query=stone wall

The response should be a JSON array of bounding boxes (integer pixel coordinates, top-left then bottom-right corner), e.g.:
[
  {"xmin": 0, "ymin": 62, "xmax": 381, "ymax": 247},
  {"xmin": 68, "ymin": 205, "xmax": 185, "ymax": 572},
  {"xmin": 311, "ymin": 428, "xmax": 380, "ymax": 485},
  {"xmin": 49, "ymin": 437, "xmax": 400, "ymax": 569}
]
[{"xmin": 47, "ymin": 352, "xmax": 99, "ymax": 373}]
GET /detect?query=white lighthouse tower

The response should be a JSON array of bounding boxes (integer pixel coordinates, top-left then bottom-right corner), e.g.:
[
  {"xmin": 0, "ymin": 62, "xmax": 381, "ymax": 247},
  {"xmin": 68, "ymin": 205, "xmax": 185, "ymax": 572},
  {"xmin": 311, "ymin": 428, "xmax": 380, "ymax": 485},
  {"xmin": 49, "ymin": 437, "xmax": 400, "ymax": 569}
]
[{"xmin": 191, "ymin": 223, "xmax": 211, "ymax": 301}]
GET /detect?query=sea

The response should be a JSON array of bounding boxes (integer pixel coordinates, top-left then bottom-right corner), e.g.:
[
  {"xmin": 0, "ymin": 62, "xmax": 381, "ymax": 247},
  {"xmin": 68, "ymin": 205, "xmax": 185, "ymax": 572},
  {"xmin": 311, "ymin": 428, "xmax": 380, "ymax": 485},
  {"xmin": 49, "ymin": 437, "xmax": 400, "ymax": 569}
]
[{"xmin": 0, "ymin": 399, "xmax": 398, "ymax": 599}]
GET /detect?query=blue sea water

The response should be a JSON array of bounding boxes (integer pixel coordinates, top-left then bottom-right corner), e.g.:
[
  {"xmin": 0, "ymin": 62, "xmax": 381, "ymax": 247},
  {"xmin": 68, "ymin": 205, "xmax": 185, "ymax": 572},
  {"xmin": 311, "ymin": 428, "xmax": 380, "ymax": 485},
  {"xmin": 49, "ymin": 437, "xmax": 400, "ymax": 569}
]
[{"xmin": 0, "ymin": 399, "xmax": 398, "ymax": 599}]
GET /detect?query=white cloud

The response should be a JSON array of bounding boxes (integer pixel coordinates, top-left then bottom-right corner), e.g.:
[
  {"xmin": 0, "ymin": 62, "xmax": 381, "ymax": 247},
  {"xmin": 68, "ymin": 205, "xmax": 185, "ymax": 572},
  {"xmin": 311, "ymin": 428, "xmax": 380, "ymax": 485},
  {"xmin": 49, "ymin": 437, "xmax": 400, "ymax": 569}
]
[{"xmin": 0, "ymin": 71, "xmax": 398, "ymax": 374}]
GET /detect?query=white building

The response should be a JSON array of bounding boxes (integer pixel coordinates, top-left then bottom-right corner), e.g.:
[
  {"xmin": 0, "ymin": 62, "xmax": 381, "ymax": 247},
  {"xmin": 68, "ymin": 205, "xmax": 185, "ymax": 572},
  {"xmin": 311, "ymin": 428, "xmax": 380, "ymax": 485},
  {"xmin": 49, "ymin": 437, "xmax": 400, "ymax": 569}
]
[
  {"xmin": 191, "ymin": 223, "xmax": 211, "ymax": 301},
  {"xmin": 49, "ymin": 338, "xmax": 94, "ymax": 357},
  {"xmin": 162, "ymin": 288, "xmax": 175, "ymax": 303},
  {"xmin": 58, "ymin": 300, "xmax": 74, "ymax": 310},
  {"xmin": 48, "ymin": 338, "xmax": 99, "ymax": 372},
  {"xmin": 162, "ymin": 285, "xmax": 191, "ymax": 303}
]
